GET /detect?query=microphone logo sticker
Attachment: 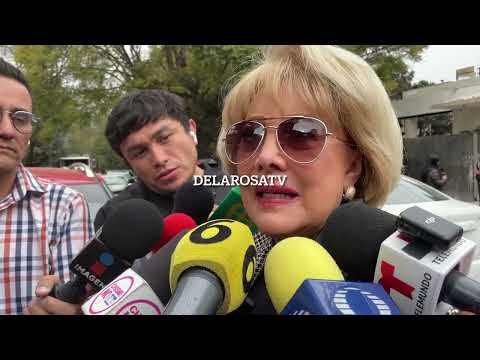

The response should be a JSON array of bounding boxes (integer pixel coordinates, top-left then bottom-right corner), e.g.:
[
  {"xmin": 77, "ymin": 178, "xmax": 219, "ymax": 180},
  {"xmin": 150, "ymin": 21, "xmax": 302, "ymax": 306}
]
[
  {"xmin": 333, "ymin": 286, "xmax": 394, "ymax": 315},
  {"xmin": 291, "ymin": 310, "xmax": 311, "ymax": 315},
  {"xmin": 88, "ymin": 275, "xmax": 135, "ymax": 314},
  {"xmin": 90, "ymin": 252, "xmax": 114, "ymax": 277},
  {"xmin": 115, "ymin": 300, "xmax": 163, "ymax": 315},
  {"xmin": 378, "ymin": 261, "xmax": 415, "ymax": 299},
  {"xmin": 101, "ymin": 283, "xmax": 125, "ymax": 306}
]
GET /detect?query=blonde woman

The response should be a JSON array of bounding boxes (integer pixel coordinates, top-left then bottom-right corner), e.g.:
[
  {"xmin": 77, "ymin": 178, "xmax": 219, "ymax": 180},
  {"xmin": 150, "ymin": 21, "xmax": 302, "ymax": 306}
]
[
  {"xmin": 215, "ymin": 45, "xmax": 403, "ymax": 314},
  {"xmin": 218, "ymin": 45, "xmax": 402, "ymax": 241}
]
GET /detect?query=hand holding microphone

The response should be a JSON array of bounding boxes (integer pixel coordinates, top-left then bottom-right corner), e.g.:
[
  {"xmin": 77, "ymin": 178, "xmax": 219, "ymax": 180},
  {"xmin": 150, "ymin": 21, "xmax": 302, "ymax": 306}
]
[{"xmin": 50, "ymin": 198, "xmax": 164, "ymax": 304}]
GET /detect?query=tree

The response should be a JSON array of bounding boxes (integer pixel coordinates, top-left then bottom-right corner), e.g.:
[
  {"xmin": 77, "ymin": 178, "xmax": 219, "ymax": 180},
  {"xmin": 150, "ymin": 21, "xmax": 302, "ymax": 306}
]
[
  {"xmin": 411, "ymin": 80, "xmax": 436, "ymax": 89},
  {"xmin": 341, "ymin": 45, "xmax": 428, "ymax": 95},
  {"xmin": 8, "ymin": 45, "xmax": 428, "ymax": 167},
  {"xmin": 13, "ymin": 45, "xmax": 86, "ymax": 165},
  {"xmin": 0, "ymin": 45, "xmax": 13, "ymax": 60},
  {"xmin": 143, "ymin": 45, "xmax": 260, "ymax": 157}
]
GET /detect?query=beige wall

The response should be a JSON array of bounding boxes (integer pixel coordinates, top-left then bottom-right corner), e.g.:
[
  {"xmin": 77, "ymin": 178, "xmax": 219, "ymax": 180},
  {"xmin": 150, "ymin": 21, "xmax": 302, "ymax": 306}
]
[
  {"xmin": 401, "ymin": 118, "xmax": 418, "ymax": 138},
  {"xmin": 452, "ymin": 104, "xmax": 480, "ymax": 133}
]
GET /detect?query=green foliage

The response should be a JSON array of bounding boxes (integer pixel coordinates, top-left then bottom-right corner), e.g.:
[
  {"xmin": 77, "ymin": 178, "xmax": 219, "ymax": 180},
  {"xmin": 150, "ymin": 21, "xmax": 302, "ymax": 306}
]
[
  {"xmin": 14, "ymin": 45, "xmax": 86, "ymax": 165},
  {"xmin": 341, "ymin": 45, "xmax": 428, "ymax": 95},
  {"xmin": 412, "ymin": 80, "xmax": 436, "ymax": 89},
  {"xmin": 141, "ymin": 45, "xmax": 259, "ymax": 157},
  {"xmin": 9, "ymin": 45, "xmax": 427, "ymax": 167}
]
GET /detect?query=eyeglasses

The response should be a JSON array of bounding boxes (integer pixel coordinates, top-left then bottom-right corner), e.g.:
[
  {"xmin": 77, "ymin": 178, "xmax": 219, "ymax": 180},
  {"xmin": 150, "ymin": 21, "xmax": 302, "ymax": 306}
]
[
  {"xmin": 0, "ymin": 109, "xmax": 39, "ymax": 134},
  {"xmin": 223, "ymin": 115, "xmax": 356, "ymax": 165}
]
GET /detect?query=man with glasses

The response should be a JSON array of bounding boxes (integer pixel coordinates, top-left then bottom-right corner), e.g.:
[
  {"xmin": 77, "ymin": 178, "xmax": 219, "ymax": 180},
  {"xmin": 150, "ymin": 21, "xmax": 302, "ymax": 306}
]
[{"xmin": 0, "ymin": 58, "xmax": 93, "ymax": 315}]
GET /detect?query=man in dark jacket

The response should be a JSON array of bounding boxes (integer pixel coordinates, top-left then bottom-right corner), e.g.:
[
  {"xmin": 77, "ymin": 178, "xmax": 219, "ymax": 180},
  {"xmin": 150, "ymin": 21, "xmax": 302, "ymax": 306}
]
[
  {"xmin": 94, "ymin": 89, "xmax": 231, "ymax": 231},
  {"xmin": 29, "ymin": 89, "xmax": 233, "ymax": 315},
  {"xmin": 421, "ymin": 153, "xmax": 448, "ymax": 190}
]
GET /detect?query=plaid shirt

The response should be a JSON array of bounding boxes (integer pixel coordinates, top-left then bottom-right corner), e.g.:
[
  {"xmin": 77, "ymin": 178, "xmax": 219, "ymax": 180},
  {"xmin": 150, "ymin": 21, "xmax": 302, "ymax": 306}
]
[{"xmin": 0, "ymin": 165, "xmax": 93, "ymax": 314}]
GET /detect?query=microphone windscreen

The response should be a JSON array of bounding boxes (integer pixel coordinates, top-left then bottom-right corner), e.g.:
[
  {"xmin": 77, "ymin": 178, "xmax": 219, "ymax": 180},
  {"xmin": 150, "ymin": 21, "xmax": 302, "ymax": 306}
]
[
  {"xmin": 173, "ymin": 181, "xmax": 215, "ymax": 224},
  {"xmin": 319, "ymin": 201, "xmax": 397, "ymax": 281},
  {"xmin": 102, "ymin": 198, "xmax": 164, "ymax": 262},
  {"xmin": 151, "ymin": 213, "xmax": 197, "ymax": 253},
  {"xmin": 169, "ymin": 219, "xmax": 256, "ymax": 314},
  {"xmin": 136, "ymin": 229, "xmax": 190, "ymax": 304},
  {"xmin": 264, "ymin": 237, "xmax": 344, "ymax": 313}
]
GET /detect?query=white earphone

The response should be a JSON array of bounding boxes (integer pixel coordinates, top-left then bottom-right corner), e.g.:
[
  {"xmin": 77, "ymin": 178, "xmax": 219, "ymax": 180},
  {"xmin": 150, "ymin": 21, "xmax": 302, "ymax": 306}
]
[{"xmin": 190, "ymin": 130, "xmax": 198, "ymax": 144}]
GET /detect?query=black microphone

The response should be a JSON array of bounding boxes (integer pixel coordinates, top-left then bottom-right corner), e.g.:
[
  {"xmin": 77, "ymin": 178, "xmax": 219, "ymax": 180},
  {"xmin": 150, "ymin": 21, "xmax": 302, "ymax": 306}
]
[
  {"xmin": 319, "ymin": 201, "xmax": 479, "ymax": 314},
  {"xmin": 172, "ymin": 180, "xmax": 215, "ymax": 224},
  {"xmin": 317, "ymin": 201, "xmax": 398, "ymax": 282},
  {"xmin": 51, "ymin": 199, "xmax": 164, "ymax": 304}
]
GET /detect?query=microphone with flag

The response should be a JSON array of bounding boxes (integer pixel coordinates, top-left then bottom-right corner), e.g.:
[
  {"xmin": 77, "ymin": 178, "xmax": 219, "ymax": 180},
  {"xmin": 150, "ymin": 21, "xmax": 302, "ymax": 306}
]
[{"xmin": 209, "ymin": 186, "xmax": 258, "ymax": 235}]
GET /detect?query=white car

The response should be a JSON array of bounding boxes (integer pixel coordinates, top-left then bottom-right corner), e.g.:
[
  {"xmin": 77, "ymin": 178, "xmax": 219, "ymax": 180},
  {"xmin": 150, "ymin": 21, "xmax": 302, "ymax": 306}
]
[
  {"xmin": 103, "ymin": 174, "xmax": 129, "ymax": 195},
  {"xmin": 382, "ymin": 175, "xmax": 480, "ymax": 281}
]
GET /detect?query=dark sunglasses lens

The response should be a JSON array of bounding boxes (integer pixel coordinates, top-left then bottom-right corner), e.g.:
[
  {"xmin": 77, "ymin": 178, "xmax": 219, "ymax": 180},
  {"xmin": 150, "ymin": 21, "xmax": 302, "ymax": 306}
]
[
  {"xmin": 225, "ymin": 122, "xmax": 264, "ymax": 163},
  {"xmin": 12, "ymin": 111, "xmax": 33, "ymax": 132},
  {"xmin": 278, "ymin": 117, "xmax": 327, "ymax": 162}
]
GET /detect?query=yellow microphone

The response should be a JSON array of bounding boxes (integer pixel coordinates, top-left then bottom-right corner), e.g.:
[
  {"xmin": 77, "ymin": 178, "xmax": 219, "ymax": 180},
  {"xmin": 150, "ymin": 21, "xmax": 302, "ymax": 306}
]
[
  {"xmin": 264, "ymin": 237, "xmax": 344, "ymax": 313},
  {"xmin": 165, "ymin": 219, "xmax": 256, "ymax": 315}
]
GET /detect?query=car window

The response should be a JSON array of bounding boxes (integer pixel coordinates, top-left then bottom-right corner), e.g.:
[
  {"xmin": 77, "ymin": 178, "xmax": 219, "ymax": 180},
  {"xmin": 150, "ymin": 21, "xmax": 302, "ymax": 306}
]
[
  {"xmin": 69, "ymin": 183, "xmax": 111, "ymax": 220},
  {"xmin": 385, "ymin": 177, "xmax": 450, "ymax": 205},
  {"xmin": 105, "ymin": 176, "xmax": 127, "ymax": 185}
]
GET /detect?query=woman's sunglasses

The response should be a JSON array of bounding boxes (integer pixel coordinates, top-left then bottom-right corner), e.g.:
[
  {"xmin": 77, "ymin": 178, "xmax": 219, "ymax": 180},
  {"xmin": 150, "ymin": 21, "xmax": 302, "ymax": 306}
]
[{"xmin": 223, "ymin": 115, "xmax": 355, "ymax": 165}]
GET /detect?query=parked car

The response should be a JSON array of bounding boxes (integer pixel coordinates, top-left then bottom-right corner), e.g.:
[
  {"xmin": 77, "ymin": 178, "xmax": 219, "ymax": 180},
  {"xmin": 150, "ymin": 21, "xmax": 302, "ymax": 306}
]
[
  {"xmin": 106, "ymin": 170, "xmax": 136, "ymax": 185},
  {"xmin": 383, "ymin": 175, "xmax": 480, "ymax": 281},
  {"xmin": 103, "ymin": 174, "xmax": 129, "ymax": 195},
  {"xmin": 28, "ymin": 167, "xmax": 113, "ymax": 222}
]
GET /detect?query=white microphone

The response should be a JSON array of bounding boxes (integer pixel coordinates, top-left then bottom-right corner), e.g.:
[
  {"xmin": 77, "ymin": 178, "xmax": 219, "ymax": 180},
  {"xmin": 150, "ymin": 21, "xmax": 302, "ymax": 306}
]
[
  {"xmin": 82, "ymin": 268, "xmax": 165, "ymax": 315},
  {"xmin": 81, "ymin": 230, "xmax": 191, "ymax": 315},
  {"xmin": 373, "ymin": 230, "xmax": 477, "ymax": 315},
  {"xmin": 320, "ymin": 202, "xmax": 480, "ymax": 315}
]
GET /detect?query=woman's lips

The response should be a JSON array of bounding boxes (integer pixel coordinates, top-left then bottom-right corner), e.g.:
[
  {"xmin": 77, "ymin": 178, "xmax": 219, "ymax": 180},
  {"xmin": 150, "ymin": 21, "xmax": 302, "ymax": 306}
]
[{"xmin": 255, "ymin": 185, "xmax": 299, "ymax": 207}]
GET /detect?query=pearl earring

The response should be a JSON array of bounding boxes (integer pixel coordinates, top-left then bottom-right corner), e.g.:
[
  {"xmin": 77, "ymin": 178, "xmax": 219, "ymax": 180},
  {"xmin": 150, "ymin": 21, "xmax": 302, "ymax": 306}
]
[{"xmin": 342, "ymin": 186, "xmax": 356, "ymax": 202}]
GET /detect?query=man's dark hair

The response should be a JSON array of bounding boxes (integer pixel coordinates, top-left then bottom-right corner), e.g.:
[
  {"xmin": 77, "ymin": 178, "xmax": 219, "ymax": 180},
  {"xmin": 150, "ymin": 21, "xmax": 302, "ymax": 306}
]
[
  {"xmin": 106, "ymin": 89, "xmax": 190, "ymax": 156},
  {"xmin": 0, "ymin": 57, "xmax": 32, "ymax": 97}
]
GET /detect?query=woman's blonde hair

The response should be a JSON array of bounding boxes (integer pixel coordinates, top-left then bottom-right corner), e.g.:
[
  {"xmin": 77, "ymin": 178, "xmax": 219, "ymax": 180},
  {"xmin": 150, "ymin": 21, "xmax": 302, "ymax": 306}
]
[{"xmin": 216, "ymin": 45, "xmax": 403, "ymax": 207}]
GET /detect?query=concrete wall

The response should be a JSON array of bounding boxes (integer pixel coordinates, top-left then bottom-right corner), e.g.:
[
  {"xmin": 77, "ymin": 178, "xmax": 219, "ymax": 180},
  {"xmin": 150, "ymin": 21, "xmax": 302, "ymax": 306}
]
[
  {"xmin": 403, "ymin": 118, "xmax": 418, "ymax": 138},
  {"xmin": 452, "ymin": 104, "xmax": 480, "ymax": 133},
  {"xmin": 404, "ymin": 133, "xmax": 475, "ymax": 202}
]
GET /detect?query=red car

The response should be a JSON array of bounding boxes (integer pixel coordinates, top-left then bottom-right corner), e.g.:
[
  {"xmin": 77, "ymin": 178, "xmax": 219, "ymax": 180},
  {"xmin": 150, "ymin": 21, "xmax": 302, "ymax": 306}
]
[{"xmin": 28, "ymin": 167, "xmax": 113, "ymax": 221}]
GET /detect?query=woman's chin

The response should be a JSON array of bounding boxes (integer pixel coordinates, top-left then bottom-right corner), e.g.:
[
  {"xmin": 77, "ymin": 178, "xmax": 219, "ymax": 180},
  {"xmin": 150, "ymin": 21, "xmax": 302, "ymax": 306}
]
[{"xmin": 255, "ymin": 218, "xmax": 302, "ymax": 239}]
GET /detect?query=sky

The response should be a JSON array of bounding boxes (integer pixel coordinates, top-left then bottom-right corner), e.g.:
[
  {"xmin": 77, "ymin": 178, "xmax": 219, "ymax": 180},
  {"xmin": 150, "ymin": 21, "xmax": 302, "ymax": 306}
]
[{"xmin": 409, "ymin": 45, "xmax": 480, "ymax": 84}]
